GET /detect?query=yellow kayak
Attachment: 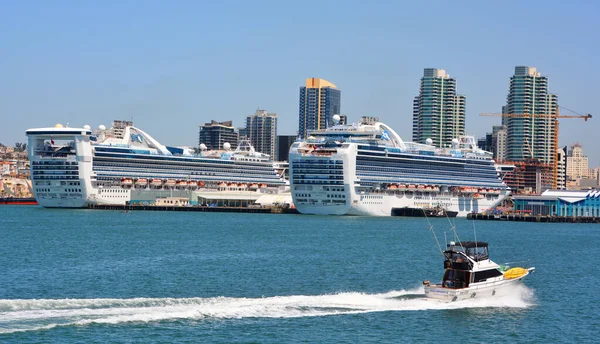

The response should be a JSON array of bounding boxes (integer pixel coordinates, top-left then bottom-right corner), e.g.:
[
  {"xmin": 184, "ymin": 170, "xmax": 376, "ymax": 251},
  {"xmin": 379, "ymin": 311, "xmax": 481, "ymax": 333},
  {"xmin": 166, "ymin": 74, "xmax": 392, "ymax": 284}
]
[{"xmin": 504, "ymin": 267, "xmax": 528, "ymax": 279}]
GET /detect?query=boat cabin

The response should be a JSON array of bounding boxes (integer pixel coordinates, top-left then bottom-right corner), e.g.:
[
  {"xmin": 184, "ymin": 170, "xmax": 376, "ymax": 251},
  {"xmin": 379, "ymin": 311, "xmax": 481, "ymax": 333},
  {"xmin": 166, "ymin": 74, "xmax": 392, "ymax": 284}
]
[{"xmin": 440, "ymin": 241, "xmax": 502, "ymax": 289}]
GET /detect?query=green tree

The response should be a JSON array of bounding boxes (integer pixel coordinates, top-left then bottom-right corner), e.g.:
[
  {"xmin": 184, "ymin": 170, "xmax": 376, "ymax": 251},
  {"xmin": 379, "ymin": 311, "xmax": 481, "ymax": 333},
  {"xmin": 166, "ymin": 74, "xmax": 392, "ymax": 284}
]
[{"xmin": 14, "ymin": 142, "xmax": 27, "ymax": 152}]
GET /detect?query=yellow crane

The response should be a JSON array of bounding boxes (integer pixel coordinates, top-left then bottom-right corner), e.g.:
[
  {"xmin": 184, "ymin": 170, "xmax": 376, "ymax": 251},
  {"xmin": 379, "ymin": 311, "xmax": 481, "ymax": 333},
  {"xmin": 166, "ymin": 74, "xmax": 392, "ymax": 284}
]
[{"xmin": 480, "ymin": 107, "xmax": 592, "ymax": 189}]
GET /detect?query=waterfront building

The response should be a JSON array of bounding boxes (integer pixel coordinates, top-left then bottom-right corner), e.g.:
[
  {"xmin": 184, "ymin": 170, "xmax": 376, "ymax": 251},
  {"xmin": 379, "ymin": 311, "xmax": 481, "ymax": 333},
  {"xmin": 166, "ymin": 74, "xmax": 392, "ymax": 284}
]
[
  {"xmin": 198, "ymin": 120, "xmax": 239, "ymax": 150},
  {"xmin": 412, "ymin": 68, "xmax": 466, "ymax": 148},
  {"xmin": 513, "ymin": 189, "xmax": 600, "ymax": 217},
  {"xmin": 0, "ymin": 146, "xmax": 15, "ymax": 154},
  {"xmin": 0, "ymin": 161, "xmax": 11, "ymax": 175},
  {"xmin": 566, "ymin": 144, "xmax": 589, "ymax": 180},
  {"xmin": 276, "ymin": 135, "xmax": 297, "ymax": 162},
  {"xmin": 246, "ymin": 109, "xmax": 277, "ymax": 158},
  {"xmin": 557, "ymin": 146, "xmax": 567, "ymax": 190},
  {"xmin": 504, "ymin": 66, "xmax": 558, "ymax": 164},
  {"xmin": 298, "ymin": 78, "xmax": 341, "ymax": 139}
]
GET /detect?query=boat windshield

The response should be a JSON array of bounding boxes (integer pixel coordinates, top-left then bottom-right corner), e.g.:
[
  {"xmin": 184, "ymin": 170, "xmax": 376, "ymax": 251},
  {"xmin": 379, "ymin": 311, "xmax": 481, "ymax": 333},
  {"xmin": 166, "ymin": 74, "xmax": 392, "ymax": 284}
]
[{"xmin": 465, "ymin": 246, "xmax": 489, "ymax": 261}]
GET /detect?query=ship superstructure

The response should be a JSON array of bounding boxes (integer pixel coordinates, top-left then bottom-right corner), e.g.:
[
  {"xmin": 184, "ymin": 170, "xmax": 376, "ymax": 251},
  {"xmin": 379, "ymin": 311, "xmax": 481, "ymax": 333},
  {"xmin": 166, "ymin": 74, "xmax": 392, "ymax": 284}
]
[
  {"xmin": 289, "ymin": 116, "xmax": 509, "ymax": 217},
  {"xmin": 26, "ymin": 123, "xmax": 287, "ymax": 208}
]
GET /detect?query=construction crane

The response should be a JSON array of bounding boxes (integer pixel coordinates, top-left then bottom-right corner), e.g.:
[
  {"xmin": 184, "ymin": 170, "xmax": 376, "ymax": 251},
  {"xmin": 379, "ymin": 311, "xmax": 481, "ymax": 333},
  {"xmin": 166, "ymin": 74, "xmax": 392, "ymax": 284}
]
[{"xmin": 480, "ymin": 106, "xmax": 592, "ymax": 189}]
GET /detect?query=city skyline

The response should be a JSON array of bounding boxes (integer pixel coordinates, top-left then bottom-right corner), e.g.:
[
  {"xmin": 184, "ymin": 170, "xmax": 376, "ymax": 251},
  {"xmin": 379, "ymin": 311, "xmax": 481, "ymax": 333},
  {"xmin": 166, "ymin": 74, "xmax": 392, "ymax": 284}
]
[{"xmin": 1, "ymin": 1, "xmax": 599, "ymax": 164}]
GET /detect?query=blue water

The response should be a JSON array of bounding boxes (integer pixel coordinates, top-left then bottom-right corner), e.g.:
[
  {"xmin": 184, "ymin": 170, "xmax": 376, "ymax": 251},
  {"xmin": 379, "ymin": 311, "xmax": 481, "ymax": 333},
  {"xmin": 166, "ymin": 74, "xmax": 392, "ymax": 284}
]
[{"xmin": 0, "ymin": 206, "xmax": 598, "ymax": 343}]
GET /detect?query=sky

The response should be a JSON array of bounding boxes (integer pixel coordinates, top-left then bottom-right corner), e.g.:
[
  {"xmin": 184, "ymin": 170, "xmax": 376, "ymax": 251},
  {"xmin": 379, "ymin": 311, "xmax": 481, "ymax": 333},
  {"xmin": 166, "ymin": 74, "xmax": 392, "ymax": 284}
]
[{"xmin": 1, "ymin": 0, "xmax": 599, "ymax": 164}]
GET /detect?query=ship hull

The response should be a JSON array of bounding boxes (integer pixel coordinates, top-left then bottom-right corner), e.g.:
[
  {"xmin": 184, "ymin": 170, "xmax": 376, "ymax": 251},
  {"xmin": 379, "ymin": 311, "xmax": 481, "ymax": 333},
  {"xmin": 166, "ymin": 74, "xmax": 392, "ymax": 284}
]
[
  {"xmin": 0, "ymin": 198, "xmax": 38, "ymax": 205},
  {"xmin": 295, "ymin": 192, "xmax": 507, "ymax": 217}
]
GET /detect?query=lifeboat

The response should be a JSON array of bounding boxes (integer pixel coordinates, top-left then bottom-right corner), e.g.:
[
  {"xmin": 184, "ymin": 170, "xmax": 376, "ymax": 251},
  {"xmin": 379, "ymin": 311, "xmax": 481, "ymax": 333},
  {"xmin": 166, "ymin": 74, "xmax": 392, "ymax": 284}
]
[
  {"xmin": 398, "ymin": 184, "xmax": 407, "ymax": 191},
  {"xmin": 238, "ymin": 183, "xmax": 247, "ymax": 188},
  {"xmin": 432, "ymin": 186, "xmax": 440, "ymax": 193},
  {"xmin": 151, "ymin": 179, "xmax": 163, "ymax": 187},
  {"xmin": 259, "ymin": 183, "xmax": 267, "ymax": 188},
  {"xmin": 389, "ymin": 184, "xmax": 398, "ymax": 190},
  {"xmin": 473, "ymin": 193, "xmax": 484, "ymax": 199},
  {"xmin": 135, "ymin": 178, "xmax": 148, "ymax": 186},
  {"xmin": 121, "ymin": 178, "xmax": 133, "ymax": 186},
  {"xmin": 227, "ymin": 183, "xmax": 235, "ymax": 187},
  {"xmin": 197, "ymin": 181, "xmax": 206, "ymax": 187},
  {"xmin": 218, "ymin": 182, "xmax": 227, "ymax": 188},
  {"xmin": 177, "ymin": 180, "xmax": 188, "ymax": 187},
  {"xmin": 187, "ymin": 181, "xmax": 197, "ymax": 186},
  {"xmin": 461, "ymin": 187, "xmax": 474, "ymax": 194},
  {"xmin": 249, "ymin": 183, "xmax": 259, "ymax": 189},
  {"xmin": 417, "ymin": 185, "xmax": 425, "ymax": 190},
  {"xmin": 164, "ymin": 180, "xmax": 176, "ymax": 187},
  {"xmin": 407, "ymin": 185, "xmax": 416, "ymax": 189}
]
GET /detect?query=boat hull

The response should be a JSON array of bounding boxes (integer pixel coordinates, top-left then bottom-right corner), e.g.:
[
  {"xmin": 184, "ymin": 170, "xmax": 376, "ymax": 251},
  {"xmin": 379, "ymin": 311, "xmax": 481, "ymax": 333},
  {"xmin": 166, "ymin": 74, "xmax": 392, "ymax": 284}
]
[{"xmin": 424, "ymin": 272, "xmax": 531, "ymax": 302}]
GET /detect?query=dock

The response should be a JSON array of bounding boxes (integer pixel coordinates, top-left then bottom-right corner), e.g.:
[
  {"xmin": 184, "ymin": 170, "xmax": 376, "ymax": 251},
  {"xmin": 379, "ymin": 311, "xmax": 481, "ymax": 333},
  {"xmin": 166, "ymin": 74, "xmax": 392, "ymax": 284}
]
[
  {"xmin": 87, "ymin": 204, "xmax": 299, "ymax": 214},
  {"xmin": 467, "ymin": 213, "xmax": 600, "ymax": 223}
]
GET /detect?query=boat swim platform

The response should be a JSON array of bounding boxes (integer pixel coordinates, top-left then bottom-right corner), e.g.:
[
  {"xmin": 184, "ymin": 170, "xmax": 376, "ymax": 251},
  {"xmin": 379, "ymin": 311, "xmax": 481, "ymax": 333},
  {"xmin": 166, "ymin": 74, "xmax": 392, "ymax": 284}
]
[
  {"xmin": 467, "ymin": 213, "xmax": 600, "ymax": 223},
  {"xmin": 87, "ymin": 204, "xmax": 299, "ymax": 214}
]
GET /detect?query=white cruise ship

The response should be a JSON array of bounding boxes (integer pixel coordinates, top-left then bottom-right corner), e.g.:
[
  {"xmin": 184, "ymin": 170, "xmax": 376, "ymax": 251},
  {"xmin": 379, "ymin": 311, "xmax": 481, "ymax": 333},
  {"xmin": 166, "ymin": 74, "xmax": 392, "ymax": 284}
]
[
  {"xmin": 289, "ymin": 116, "xmax": 510, "ymax": 217},
  {"xmin": 26, "ymin": 122, "xmax": 287, "ymax": 208}
]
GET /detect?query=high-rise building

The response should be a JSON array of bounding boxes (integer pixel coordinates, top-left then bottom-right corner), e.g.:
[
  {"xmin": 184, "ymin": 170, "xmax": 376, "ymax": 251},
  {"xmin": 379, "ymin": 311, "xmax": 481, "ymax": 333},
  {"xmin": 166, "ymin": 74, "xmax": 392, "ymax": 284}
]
[
  {"xmin": 491, "ymin": 125, "xmax": 507, "ymax": 163},
  {"xmin": 589, "ymin": 167, "xmax": 600, "ymax": 186},
  {"xmin": 238, "ymin": 127, "xmax": 249, "ymax": 140},
  {"xmin": 198, "ymin": 120, "xmax": 238, "ymax": 150},
  {"xmin": 412, "ymin": 68, "xmax": 466, "ymax": 148},
  {"xmin": 557, "ymin": 146, "xmax": 567, "ymax": 189},
  {"xmin": 276, "ymin": 135, "xmax": 297, "ymax": 162},
  {"xmin": 477, "ymin": 136, "xmax": 491, "ymax": 152},
  {"xmin": 504, "ymin": 66, "xmax": 558, "ymax": 164},
  {"xmin": 566, "ymin": 144, "xmax": 589, "ymax": 180},
  {"xmin": 246, "ymin": 109, "xmax": 277, "ymax": 158},
  {"xmin": 298, "ymin": 78, "xmax": 341, "ymax": 139}
]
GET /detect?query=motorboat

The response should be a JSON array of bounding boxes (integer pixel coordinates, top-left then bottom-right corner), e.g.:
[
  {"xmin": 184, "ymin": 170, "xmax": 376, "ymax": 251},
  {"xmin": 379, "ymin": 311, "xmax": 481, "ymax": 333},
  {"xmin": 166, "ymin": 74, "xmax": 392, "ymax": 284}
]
[{"xmin": 423, "ymin": 241, "xmax": 534, "ymax": 302}]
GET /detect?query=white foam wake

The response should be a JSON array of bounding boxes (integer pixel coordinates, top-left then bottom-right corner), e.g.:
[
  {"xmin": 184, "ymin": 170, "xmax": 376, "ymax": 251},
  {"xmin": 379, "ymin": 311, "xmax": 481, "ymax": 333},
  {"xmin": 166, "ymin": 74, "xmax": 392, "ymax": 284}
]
[{"xmin": 0, "ymin": 286, "xmax": 534, "ymax": 334}]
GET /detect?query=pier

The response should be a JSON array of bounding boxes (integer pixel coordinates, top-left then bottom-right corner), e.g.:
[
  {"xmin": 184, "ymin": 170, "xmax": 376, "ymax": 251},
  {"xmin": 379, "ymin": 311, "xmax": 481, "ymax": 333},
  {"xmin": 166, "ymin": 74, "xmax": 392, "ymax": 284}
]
[
  {"xmin": 86, "ymin": 204, "xmax": 299, "ymax": 214},
  {"xmin": 467, "ymin": 213, "xmax": 600, "ymax": 223}
]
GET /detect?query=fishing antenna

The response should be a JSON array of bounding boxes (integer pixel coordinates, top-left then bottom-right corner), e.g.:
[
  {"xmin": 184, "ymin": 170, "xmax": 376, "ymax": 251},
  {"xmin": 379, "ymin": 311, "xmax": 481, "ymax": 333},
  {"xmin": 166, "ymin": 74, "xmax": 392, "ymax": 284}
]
[
  {"xmin": 446, "ymin": 213, "xmax": 462, "ymax": 246},
  {"xmin": 424, "ymin": 208, "xmax": 444, "ymax": 258},
  {"xmin": 473, "ymin": 215, "xmax": 478, "ymax": 256}
]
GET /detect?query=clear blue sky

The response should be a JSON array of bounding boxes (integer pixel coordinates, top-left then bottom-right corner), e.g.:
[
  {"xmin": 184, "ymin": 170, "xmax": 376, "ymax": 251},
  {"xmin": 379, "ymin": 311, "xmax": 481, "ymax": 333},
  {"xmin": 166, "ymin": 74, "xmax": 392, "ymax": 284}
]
[{"xmin": 1, "ymin": 0, "xmax": 599, "ymax": 164}]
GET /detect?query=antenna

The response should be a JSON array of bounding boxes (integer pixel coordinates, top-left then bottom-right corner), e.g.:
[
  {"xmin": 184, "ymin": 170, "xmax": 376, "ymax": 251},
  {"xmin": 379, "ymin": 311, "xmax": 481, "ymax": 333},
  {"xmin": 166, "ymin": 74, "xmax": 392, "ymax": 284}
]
[
  {"xmin": 446, "ymin": 214, "xmax": 461, "ymax": 247},
  {"xmin": 424, "ymin": 208, "xmax": 444, "ymax": 258},
  {"xmin": 473, "ymin": 217, "xmax": 478, "ymax": 258}
]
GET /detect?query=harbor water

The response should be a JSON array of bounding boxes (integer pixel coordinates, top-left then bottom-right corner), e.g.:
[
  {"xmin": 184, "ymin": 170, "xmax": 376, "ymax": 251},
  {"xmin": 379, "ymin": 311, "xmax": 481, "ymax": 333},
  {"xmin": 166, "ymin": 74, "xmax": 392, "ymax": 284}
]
[{"xmin": 0, "ymin": 206, "xmax": 598, "ymax": 343}]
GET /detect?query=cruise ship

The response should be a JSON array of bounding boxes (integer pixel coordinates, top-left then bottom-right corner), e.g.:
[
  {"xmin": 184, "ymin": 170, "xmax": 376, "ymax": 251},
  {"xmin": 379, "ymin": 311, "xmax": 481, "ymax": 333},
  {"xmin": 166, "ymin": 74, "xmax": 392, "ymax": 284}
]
[
  {"xmin": 289, "ymin": 116, "xmax": 509, "ymax": 217},
  {"xmin": 26, "ymin": 121, "xmax": 287, "ymax": 208}
]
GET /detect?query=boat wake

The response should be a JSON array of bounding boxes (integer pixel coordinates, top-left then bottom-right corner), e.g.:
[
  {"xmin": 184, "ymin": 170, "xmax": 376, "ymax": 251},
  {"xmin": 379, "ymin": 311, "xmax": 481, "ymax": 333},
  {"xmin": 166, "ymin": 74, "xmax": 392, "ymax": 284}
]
[{"xmin": 0, "ymin": 285, "xmax": 534, "ymax": 334}]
